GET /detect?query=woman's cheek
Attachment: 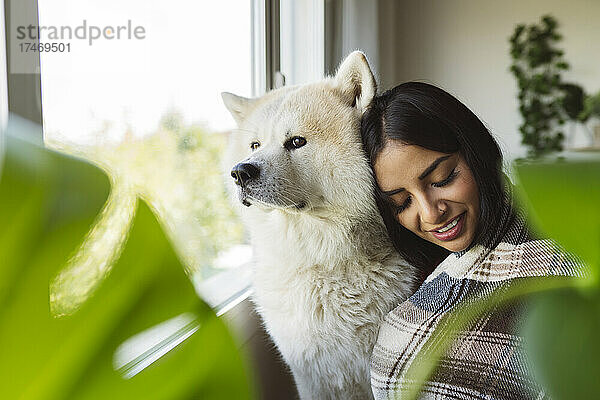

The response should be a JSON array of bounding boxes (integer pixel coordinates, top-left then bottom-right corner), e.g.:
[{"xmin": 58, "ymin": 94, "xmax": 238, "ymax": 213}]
[
  {"xmin": 455, "ymin": 175, "xmax": 476, "ymax": 200},
  {"xmin": 397, "ymin": 211, "xmax": 418, "ymax": 236}
]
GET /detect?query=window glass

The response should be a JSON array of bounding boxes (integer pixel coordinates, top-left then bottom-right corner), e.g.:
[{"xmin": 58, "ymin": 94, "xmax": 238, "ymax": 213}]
[{"xmin": 37, "ymin": 0, "xmax": 253, "ymax": 292}]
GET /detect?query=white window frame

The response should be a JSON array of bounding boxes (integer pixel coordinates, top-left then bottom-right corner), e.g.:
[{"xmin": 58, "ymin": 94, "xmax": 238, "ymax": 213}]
[{"xmin": 279, "ymin": 0, "xmax": 325, "ymax": 85}]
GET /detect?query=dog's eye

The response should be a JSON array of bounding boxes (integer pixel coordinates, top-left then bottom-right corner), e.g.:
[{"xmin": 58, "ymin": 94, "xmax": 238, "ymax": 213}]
[
  {"xmin": 250, "ymin": 141, "xmax": 260, "ymax": 151},
  {"xmin": 292, "ymin": 137, "xmax": 306, "ymax": 148},
  {"xmin": 285, "ymin": 136, "xmax": 307, "ymax": 150}
]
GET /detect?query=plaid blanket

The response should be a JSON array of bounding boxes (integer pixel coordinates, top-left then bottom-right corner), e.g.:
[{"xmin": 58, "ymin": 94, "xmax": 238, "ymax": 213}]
[{"xmin": 370, "ymin": 212, "xmax": 585, "ymax": 400}]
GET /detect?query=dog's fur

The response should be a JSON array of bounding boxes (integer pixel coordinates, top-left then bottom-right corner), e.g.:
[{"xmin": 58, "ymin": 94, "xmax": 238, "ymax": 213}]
[{"xmin": 222, "ymin": 52, "xmax": 415, "ymax": 399}]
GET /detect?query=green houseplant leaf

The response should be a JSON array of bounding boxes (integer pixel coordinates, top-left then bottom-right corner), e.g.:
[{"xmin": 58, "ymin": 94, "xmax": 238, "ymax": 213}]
[
  {"xmin": 521, "ymin": 286, "xmax": 600, "ymax": 399},
  {"xmin": 0, "ymin": 134, "xmax": 254, "ymax": 399},
  {"xmin": 515, "ymin": 157, "xmax": 600, "ymax": 399},
  {"xmin": 514, "ymin": 158, "xmax": 600, "ymax": 280}
]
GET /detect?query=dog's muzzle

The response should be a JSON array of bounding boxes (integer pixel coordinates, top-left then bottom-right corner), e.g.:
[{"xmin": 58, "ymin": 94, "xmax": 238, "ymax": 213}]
[{"xmin": 231, "ymin": 162, "xmax": 260, "ymax": 186}]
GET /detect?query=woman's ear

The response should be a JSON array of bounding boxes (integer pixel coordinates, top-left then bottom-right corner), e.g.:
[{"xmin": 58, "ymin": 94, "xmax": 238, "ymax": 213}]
[{"xmin": 334, "ymin": 51, "xmax": 377, "ymax": 114}]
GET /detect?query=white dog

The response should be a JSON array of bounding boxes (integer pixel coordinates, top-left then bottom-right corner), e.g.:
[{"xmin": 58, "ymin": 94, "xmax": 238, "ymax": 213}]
[{"xmin": 222, "ymin": 52, "xmax": 415, "ymax": 400}]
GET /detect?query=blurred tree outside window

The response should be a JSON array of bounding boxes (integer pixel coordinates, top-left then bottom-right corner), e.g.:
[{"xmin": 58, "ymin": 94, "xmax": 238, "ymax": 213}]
[{"xmin": 37, "ymin": 0, "xmax": 253, "ymax": 313}]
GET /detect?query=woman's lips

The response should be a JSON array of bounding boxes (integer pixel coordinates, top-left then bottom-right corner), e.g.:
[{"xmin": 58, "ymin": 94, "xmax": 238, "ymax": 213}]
[{"xmin": 430, "ymin": 213, "xmax": 465, "ymax": 241}]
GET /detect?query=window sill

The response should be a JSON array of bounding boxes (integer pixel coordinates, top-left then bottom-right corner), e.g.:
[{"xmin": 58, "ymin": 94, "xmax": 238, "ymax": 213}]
[{"xmin": 194, "ymin": 262, "xmax": 254, "ymax": 317}]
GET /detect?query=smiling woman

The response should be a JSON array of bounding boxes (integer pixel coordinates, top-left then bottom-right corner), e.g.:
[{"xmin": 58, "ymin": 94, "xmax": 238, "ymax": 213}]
[
  {"xmin": 361, "ymin": 82, "xmax": 585, "ymax": 400},
  {"xmin": 363, "ymin": 82, "xmax": 510, "ymax": 272}
]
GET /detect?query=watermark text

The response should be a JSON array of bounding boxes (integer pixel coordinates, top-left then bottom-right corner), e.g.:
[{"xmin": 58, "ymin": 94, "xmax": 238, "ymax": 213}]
[{"xmin": 16, "ymin": 20, "xmax": 146, "ymax": 46}]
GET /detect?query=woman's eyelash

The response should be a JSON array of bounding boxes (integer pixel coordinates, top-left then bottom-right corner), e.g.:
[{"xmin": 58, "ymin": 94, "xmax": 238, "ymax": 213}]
[
  {"xmin": 432, "ymin": 168, "xmax": 459, "ymax": 188},
  {"xmin": 394, "ymin": 196, "xmax": 412, "ymax": 214}
]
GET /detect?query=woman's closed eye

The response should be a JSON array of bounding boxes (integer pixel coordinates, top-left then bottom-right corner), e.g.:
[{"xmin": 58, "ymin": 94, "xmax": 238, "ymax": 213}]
[
  {"xmin": 394, "ymin": 196, "xmax": 412, "ymax": 214},
  {"xmin": 393, "ymin": 169, "xmax": 459, "ymax": 215},
  {"xmin": 432, "ymin": 168, "xmax": 459, "ymax": 188}
]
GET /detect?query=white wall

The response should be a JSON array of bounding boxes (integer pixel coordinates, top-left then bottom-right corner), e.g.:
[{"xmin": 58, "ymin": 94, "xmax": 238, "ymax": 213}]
[
  {"xmin": 340, "ymin": 0, "xmax": 380, "ymax": 77},
  {"xmin": 377, "ymin": 0, "xmax": 600, "ymax": 160}
]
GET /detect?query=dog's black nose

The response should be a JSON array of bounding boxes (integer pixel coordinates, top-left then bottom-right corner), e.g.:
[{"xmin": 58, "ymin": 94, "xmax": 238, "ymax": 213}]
[{"xmin": 231, "ymin": 162, "xmax": 260, "ymax": 186}]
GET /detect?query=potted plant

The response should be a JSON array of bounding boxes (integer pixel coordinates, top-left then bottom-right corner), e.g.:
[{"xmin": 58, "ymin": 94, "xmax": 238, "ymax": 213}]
[{"xmin": 509, "ymin": 15, "xmax": 572, "ymax": 157}]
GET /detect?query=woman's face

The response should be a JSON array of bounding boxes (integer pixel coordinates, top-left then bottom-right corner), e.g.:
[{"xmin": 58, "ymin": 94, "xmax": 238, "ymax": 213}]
[{"xmin": 373, "ymin": 142, "xmax": 480, "ymax": 253}]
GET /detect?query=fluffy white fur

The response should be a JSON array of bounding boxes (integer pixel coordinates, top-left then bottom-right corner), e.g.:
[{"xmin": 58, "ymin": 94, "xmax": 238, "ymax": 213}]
[{"xmin": 222, "ymin": 51, "xmax": 415, "ymax": 400}]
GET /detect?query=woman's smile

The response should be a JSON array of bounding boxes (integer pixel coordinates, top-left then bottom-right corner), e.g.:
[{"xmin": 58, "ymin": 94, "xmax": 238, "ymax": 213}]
[{"xmin": 428, "ymin": 212, "xmax": 465, "ymax": 241}]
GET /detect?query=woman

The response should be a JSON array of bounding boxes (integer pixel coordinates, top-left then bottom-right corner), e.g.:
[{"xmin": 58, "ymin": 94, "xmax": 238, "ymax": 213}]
[{"xmin": 361, "ymin": 82, "xmax": 583, "ymax": 399}]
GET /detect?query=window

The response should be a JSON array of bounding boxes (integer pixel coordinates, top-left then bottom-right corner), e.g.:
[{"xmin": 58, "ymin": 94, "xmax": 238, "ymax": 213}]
[{"xmin": 35, "ymin": 0, "xmax": 256, "ymax": 309}]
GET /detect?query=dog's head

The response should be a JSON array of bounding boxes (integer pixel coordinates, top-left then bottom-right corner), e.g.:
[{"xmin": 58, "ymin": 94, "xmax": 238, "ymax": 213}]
[{"xmin": 221, "ymin": 51, "xmax": 377, "ymax": 217}]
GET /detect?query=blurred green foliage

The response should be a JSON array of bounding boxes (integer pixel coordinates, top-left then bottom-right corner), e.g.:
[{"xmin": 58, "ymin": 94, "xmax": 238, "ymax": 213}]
[
  {"xmin": 515, "ymin": 158, "xmax": 600, "ymax": 278},
  {"xmin": 509, "ymin": 15, "xmax": 581, "ymax": 157},
  {"xmin": 561, "ymin": 83, "xmax": 586, "ymax": 122},
  {"xmin": 522, "ymin": 286, "xmax": 600, "ymax": 399},
  {"xmin": 579, "ymin": 90, "xmax": 600, "ymax": 122},
  {"xmin": 0, "ymin": 134, "xmax": 254, "ymax": 399},
  {"xmin": 516, "ymin": 157, "xmax": 600, "ymax": 399},
  {"xmin": 48, "ymin": 111, "xmax": 244, "ymax": 279}
]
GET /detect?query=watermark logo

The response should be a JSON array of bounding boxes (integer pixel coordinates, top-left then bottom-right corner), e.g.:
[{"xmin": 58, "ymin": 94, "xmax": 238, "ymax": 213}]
[
  {"xmin": 16, "ymin": 20, "xmax": 146, "ymax": 46},
  {"xmin": 9, "ymin": 13, "xmax": 148, "ymax": 74}
]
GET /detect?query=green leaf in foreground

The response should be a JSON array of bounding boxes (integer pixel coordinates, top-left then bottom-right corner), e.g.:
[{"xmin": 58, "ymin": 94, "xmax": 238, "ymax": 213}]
[
  {"xmin": 522, "ymin": 287, "xmax": 600, "ymax": 399},
  {"xmin": 0, "ymin": 135, "xmax": 254, "ymax": 399},
  {"xmin": 514, "ymin": 158, "xmax": 600, "ymax": 282}
]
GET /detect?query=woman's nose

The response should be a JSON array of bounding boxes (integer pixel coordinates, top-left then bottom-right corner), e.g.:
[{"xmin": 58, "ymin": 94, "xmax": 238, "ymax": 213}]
[{"xmin": 418, "ymin": 195, "xmax": 447, "ymax": 225}]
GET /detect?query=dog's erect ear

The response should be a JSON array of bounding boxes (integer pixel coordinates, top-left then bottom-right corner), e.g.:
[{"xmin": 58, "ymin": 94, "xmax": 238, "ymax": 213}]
[
  {"xmin": 221, "ymin": 92, "xmax": 254, "ymax": 126},
  {"xmin": 334, "ymin": 51, "xmax": 376, "ymax": 114}
]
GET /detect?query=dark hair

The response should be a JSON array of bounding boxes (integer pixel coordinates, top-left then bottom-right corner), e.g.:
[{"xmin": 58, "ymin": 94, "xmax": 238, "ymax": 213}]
[{"xmin": 361, "ymin": 82, "xmax": 512, "ymax": 272}]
